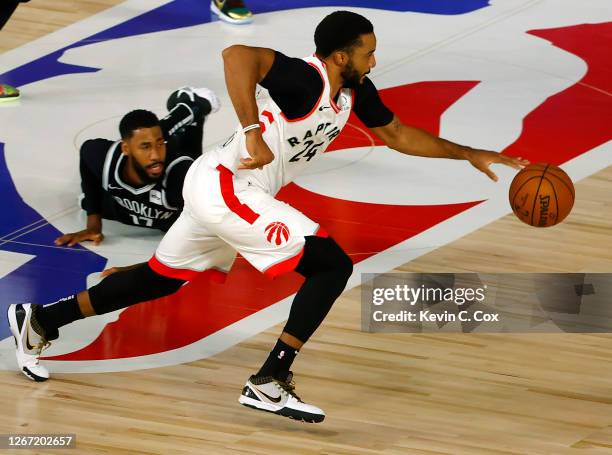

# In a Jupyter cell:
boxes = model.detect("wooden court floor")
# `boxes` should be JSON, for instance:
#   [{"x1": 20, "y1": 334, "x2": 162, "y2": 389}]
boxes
[{"x1": 1, "y1": 2, "x2": 612, "y2": 454}]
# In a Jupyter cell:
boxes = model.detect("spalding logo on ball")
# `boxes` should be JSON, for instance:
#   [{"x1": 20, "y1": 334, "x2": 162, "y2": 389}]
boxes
[{"x1": 509, "y1": 163, "x2": 575, "y2": 227}]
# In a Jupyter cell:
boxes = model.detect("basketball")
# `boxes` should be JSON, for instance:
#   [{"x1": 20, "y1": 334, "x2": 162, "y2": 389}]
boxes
[{"x1": 509, "y1": 163, "x2": 574, "y2": 227}]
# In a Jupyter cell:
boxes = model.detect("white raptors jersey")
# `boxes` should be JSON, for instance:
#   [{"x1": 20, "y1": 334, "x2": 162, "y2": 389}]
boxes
[{"x1": 206, "y1": 55, "x2": 354, "y2": 195}]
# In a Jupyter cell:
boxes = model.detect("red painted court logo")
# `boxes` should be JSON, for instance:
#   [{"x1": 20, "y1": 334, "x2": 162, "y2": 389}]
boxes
[{"x1": 265, "y1": 222, "x2": 290, "y2": 245}]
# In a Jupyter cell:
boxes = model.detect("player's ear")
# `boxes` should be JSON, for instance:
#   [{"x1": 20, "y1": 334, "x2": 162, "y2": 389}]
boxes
[
  {"x1": 120, "y1": 140, "x2": 129, "y2": 155},
  {"x1": 332, "y1": 50, "x2": 348, "y2": 67}
]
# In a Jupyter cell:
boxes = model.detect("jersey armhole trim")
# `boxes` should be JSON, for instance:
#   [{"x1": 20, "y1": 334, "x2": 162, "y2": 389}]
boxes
[{"x1": 101, "y1": 141, "x2": 121, "y2": 190}]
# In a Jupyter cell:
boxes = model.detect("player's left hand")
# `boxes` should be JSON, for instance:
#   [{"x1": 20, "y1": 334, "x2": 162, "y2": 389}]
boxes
[
  {"x1": 467, "y1": 149, "x2": 529, "y2": 181},
  {"x1": 100, "y1": 263, "x2": 143, "y2": 278}
]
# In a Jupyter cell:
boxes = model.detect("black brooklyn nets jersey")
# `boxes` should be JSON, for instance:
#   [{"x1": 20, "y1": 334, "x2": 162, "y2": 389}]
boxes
[{"x1": 79, "y1": 103, "x2": 202, "y2": 231}]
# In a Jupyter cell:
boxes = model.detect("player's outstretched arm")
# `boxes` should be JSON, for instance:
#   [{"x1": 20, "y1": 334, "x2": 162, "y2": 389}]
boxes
[
  {"x1": 371, "y1": 115, "x2": 529, "y2": 181},
  {"x1": 54, "y1": 214, "x2": 104, "y2": 247},
  {"x1": 222, "y1": 45, "x2": 276, "y2": 170}
]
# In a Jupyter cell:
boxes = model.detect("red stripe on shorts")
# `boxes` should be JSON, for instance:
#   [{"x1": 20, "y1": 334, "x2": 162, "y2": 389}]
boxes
[
  {"x1": 216, "y1": 165, "x2": 260, "y2": 224},
  {"x1": 149, "y1": 255, "x2": 227, "y2": 283},
  {"x1": 264, "y1": 249, "x2": 305, "y2": 279},
  {"x1": 315, "y1": 226, "x2": 328, "y2": 238}
]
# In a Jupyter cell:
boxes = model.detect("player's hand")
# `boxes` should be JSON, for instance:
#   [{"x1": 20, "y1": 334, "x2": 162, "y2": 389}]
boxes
[
  {"x1": 100, "y1": 262, "x2": 144, "y2": 278},
  {"x1": 54, "y1": 229, "x2": 104, "y2": 247},
  {"x1": 100, "y1": 265, "x2": 127, "y2": 278},
  {"x1": 467, "y1": 149, "x2": 530, "y2": 182},
  {"x1": 239, "y1": 130, "x2": 275, "y2": 170}
]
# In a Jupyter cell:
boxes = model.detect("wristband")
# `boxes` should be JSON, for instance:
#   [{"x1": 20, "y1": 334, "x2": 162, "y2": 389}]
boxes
[{"x1": 242, "y1": 123, "x2": 261, "y2": 134}]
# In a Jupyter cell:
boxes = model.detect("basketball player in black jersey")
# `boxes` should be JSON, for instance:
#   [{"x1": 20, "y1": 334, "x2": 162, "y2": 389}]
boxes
[{"x1": 54, "y1": 87, "x2": 220, "y2": 247}]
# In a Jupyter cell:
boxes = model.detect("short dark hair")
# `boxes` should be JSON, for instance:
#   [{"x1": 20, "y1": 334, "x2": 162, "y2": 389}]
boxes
[
  {"x1": 314, "y1": 11, "x2": 374, "y2": 58},
  {"x1": 119, "y1": 109, "x2": 160, "y2": 139}
]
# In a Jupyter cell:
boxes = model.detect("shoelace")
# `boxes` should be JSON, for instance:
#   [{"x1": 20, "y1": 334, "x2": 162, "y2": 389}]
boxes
[
  {"x1": 275, "y1": 378, "x2": 303, "y2": 402},
  {"x1": 33, "y1": 341, "x2": 52, "y2": 364}
]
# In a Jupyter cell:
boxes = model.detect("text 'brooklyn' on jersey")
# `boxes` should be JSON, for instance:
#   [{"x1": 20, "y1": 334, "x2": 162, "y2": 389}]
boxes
[{"x1": 80, "y1": 138, "x2": 194, "y2": 231}]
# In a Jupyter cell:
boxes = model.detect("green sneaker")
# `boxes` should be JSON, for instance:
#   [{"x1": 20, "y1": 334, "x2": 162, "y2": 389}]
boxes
[
  {"x1": 0, "y1": 84, "x2": 20, "y2": 103},
  {"x1": 211, "y1": 0, "x2": 253, "y2": 25}
]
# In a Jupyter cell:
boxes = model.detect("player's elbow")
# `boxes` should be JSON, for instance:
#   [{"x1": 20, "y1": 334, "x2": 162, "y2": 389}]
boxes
[{"x1": 222, "y1": 45, "x2": 246, "y2": 62}]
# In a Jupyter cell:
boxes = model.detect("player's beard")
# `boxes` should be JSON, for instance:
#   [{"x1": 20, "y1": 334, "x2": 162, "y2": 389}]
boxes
[
  {"x1": 341, "y1": 61, "x2": 366, "y2": 88},
  {"x1": 131, "y1": 157, "x2": 163, "y2": 184}
]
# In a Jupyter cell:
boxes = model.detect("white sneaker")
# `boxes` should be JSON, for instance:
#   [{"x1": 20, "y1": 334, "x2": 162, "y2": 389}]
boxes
[
  {"x1": 210, "y1": 0, "x2": 253, "y2": 25},
  {"x1": 239, "y1": 372, "x2": 325, "y2": 423},
  {"x1": 167, "y1": 86, "x2": 220, "y2": 116},
  {"x1": 7, "y1": 304, "x2": 52, "y2": 382},
  {"x1": 190, "y1": 87, "x2": 220, "y2": 113}
]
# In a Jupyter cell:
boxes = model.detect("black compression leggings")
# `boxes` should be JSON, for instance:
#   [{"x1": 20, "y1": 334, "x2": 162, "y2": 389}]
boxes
[
  {"x1": 88, "y1": 263, "x2": 185, "y2": 315},
  {"x1": 284, "y1": 236, "x2": 353, "y2": 343},
  {"x1": 88, "y1": 236, "x2": 353, "y2": 342}
]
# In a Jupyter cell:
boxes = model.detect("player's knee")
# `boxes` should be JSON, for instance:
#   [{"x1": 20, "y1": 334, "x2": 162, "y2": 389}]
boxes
[{"x1": 297, "y1": 236, "x2": 353, "y2": 281}]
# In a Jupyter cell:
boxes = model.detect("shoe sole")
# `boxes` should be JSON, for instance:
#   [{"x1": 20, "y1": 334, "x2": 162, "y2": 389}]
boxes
[
  {"x1": 210, "y1": 3, "x2": 254, "y2": 24},
  {"x1": 7, "y1": 305, "x2": 48, "y2": 382},
  {"x1": 239, "y1": 395, "x2": 325, "y2": 423},
  {"x1": 0, "y1": 95, "x2": 20, "y2": 104}
]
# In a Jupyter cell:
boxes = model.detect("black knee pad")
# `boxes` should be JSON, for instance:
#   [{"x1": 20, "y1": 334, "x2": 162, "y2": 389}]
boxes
[
  {"x1": 296, "y1": 235, "x2": 353, "y2": 280},
  {"x1": 89, "y1": 263, "x2": 185, "y2": 315}
]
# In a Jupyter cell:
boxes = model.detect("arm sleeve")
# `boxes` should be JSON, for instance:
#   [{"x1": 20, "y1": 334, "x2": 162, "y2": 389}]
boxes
[
  {"x1": 163, "y1": 159, "x2": 193, "y2": 209},
  {"x1": 79, "y1": 139, "x2": 112, "y2": 215},
  {"x1": 259, "y1": 51, "x2": 324, "y2": 120},
  {"x1": 352, "y1": 77, "x2": 394, "y2": 128}
]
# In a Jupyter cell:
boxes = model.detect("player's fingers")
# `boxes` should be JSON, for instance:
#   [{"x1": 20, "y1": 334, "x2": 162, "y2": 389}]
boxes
[
  {"x1": 506, "y1": 159, "x2": 523, "y2": 170},
  {"x1": 503, "y1": 155, "x2": 530, "y2": 167},
  {"x1": 68, "y1": 234, "x2": 89, "y2": 247},
  {"x1": 482, "y1": 166, "x2": 498, "y2": 182},
  {"x1": 54, "y1": 235, "x2": 68, "y2": 245},
  {"x1": 239, "y1": 158, "x2": 259, "y2": 170},
  {"x1": 100, "y1": 267, "x2": 116, "y2": 278}
]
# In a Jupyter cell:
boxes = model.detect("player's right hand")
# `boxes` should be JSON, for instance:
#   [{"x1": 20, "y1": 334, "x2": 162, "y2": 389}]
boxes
[
  {"x1": 54, "y1": 229, "x2": 104, "y2": 247},
  {"x1": 240, "y1": 130, "x2": 275, "y2": 170}
]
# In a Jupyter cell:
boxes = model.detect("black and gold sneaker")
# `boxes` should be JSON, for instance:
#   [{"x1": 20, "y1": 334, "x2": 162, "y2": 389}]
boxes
[
  {"x1": 211, "y1": 0, "x2": 253, "y2": 25},
  {"x1": 239, "y1": 372, "x2": 325, "y2": 423},
  {"x1": 7, "y1": 304, "x2": 57, "y2": 381}
]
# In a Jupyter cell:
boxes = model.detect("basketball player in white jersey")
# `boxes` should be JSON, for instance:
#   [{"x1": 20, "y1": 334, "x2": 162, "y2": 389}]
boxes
[{"x1": 8, "y1": 11, "x2": 527, "y2": 423}]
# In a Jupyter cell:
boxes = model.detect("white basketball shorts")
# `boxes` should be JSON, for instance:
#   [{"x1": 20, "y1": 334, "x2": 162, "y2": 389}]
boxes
[{"x1": 149, "y1": 156, "x2": 327, "y2": 281}]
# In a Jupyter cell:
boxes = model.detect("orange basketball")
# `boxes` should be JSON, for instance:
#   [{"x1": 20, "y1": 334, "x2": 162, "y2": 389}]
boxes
[{"x1": 509, "y1": 163, "x2": 575, "y2": 227}]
